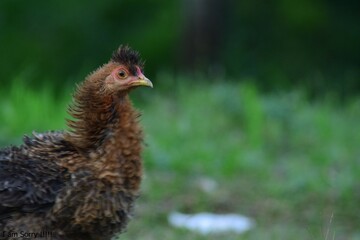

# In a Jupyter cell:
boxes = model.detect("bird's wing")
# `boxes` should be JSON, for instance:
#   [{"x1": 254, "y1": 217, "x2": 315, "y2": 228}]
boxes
[{"x1": 0, "y1": 150, "x2": 68, "y2": 215}]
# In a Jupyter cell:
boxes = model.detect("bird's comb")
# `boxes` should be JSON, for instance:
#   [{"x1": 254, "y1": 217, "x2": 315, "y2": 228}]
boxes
[{"x1": 111, "y1": 45, "x2": 144, "y2": 69}]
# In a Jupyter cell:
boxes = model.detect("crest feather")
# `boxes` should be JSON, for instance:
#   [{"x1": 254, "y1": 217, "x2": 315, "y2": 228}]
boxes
[{"x1": 111, "y1": 45, "x2": 143, "y2": 69}]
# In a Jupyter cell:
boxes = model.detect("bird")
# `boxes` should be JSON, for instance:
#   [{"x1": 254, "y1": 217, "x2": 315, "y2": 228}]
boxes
[{"x1": 0, "y1": 45, "x2": 153, "y2": 240}]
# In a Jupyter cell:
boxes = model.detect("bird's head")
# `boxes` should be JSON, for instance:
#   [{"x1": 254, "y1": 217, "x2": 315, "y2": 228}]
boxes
[
  {"x1": 66, "y1": 46, "x2": 152, "y2": 151},
  {"x1": 100, "y1": 45, "x2": 153, "y2": 95}
]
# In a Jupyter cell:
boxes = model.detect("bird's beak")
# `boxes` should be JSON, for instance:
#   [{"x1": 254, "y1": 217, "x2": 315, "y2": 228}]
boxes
[{"x1": 130, "y1": 75, "x2": 153, "y2": 88}]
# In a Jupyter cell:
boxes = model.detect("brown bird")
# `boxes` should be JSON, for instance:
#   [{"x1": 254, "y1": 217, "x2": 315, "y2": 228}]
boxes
[{"x1": 0, "y1": 45, "x2": 153, "y2": 240}]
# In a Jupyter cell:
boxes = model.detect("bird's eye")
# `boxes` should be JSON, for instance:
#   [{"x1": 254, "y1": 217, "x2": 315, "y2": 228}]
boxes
[{"x1": 117, "y1": 70, "x2": 128, "y2": 79}]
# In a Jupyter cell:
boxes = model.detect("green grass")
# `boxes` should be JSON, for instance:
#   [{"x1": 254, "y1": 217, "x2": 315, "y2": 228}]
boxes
[
  {"x1": 0, "y1": 78, "x2": 70, "y2": 144},
  {"x1": 1, "y1": 78, "x2": 360, "y2": 239}
]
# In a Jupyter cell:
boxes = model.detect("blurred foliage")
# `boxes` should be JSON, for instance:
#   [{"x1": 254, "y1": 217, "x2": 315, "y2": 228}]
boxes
[{"x1": 0, "y1": 0, "x2": 359, "y2": 95}]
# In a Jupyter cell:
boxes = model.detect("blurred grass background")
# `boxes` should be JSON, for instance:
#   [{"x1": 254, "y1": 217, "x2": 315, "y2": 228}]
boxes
[{"x1": 0, "y1": 0, "x2": 360, "y2": 239}]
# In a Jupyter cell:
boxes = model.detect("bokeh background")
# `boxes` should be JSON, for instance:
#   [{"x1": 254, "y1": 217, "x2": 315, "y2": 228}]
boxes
[{"x1": 0, "y1": 0, "x2": 360, "y2": 239}]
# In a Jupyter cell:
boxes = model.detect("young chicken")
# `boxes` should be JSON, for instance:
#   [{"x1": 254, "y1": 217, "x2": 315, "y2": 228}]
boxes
[{"x1": 0, "y1": 45, "x2": 153, "y2": 240}]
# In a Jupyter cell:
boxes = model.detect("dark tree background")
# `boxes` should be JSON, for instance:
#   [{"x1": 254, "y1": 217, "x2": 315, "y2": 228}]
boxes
[{"x1": 0, "y1": 0, "x2": 359, "y2": 95}]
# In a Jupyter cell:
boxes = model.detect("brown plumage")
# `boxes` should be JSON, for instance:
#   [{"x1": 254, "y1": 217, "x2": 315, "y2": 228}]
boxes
[{"x1": 0, "y1": 45, "x2": 153, "y2": 240}]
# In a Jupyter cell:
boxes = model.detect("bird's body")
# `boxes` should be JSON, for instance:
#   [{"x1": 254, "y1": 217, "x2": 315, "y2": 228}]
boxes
[{"x1": 0, "y1": 46, "x2": 152, "y2": 240}]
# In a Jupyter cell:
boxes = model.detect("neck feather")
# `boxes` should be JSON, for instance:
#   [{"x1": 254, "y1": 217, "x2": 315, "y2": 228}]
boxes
[{"x1": 65, "y1": 68, "x2": 140, "y2": 152}]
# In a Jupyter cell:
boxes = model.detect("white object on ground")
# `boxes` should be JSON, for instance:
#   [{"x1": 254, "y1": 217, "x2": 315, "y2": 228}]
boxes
[{"x1": 168, "y1": 212, "x2": 255, "y2": 235}]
